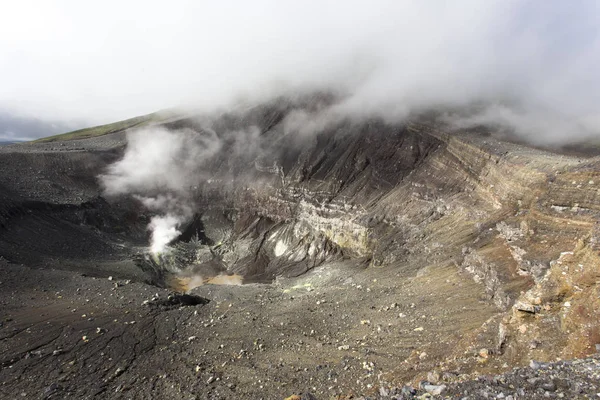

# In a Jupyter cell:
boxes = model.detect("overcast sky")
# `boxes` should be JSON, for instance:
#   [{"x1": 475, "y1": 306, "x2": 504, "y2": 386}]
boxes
[{"x1": 1, "y1": 1, "x2": 599, "y2": 142}]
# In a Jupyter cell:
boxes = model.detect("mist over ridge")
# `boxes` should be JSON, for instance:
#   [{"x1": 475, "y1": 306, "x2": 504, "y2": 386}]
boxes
[{"x1": 0, "y1": 1, "x2": 599, "y2": 143}]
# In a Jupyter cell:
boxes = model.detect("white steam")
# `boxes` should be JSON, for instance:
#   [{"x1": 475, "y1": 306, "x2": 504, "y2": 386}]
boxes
[
  {"x1": 148, "y1": 215, "x2": 183, "y2": 254},
  {"x1": 136, "y1": 194, "x2": 193, "y2": 254},
  {"x1": 101, "y1": 127, "x2": 221, "y2": 254},
  {"x1": 101, "y1": 127, "x2": 220, "y2": 196},
  {"x1": 100, "y1": 124, "x2": 266, "y2": 253}
]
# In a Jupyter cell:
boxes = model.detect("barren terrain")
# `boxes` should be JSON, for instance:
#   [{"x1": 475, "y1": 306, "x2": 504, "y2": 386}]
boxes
[{"x1": 1, "y1": 99, "x2": 599, "y2": 399}]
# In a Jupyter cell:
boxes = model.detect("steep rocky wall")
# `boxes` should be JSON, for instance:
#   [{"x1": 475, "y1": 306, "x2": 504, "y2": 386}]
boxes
[{"x1": 2, "y1": 101, "x2": 600, "y2": 365}]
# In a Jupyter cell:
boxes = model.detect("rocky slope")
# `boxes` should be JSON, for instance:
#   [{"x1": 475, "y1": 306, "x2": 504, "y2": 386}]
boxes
[{"x1": 0, "y1": 97, "x2": 599, "y2": 398}]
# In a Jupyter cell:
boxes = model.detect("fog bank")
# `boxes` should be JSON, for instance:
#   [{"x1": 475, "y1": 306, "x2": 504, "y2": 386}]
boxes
[{"x1": 1, "y1": 1, "x2": 599, "y2": 142}]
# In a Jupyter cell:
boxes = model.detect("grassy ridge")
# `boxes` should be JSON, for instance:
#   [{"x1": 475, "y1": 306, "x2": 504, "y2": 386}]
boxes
[{"x1": 32, "y1": 112, "x2": 169, "y2": 143}]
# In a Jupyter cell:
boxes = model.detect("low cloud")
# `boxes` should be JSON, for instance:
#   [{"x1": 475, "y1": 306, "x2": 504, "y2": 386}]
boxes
[{"x1": 1, "y1": 1, "x2": 599, "y2": 143}]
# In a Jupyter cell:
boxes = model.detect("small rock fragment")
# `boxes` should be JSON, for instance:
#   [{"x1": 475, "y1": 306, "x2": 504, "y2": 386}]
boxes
[
  {"x1": 427, "y1": 371, "x2": 440, "y2": 383},
  {"x1": 514, "y1": 301, "x2": 540, "y2": 314},
  {"x1": 423, "y1": 384, "x2": 446, "y2": 395},
  {"x1": 479, "y1": 348, "x2": 489, "y2": 359},
  {"x1": 530, "y1": 360, "x2": 542, "y2": 370}
]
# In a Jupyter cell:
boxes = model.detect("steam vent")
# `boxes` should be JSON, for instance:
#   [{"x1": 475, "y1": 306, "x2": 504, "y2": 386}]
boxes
[{"x1": 1, "y1": 97, "x2": 600, "y2": 398}]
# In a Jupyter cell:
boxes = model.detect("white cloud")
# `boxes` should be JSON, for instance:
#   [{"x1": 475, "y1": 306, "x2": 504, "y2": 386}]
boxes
[{"x1": 0, "y1": 1, "x2": 598, "y2": 142}]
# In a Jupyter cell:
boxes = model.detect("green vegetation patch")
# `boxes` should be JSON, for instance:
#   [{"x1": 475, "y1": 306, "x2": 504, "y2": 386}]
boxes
[{"x1": 33, "y1": 111, "x2": 172, "y2": 143}]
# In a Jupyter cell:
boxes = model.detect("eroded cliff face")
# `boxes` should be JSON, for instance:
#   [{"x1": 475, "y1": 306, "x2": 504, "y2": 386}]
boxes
[
  {"x1": 157, "y1": 112, "x2": 444, "y2": 284},
  {"x1": 1, "y1": 99, "x2": 599, "y2": 394},
  {"x1": 140, "y1": 103, "x2": 600, "y2": 367}
]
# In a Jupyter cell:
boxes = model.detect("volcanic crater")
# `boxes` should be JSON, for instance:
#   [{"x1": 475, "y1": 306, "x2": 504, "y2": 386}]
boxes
[{"x1": 1, "y1": 97, "x2": 599, "y2": 399}]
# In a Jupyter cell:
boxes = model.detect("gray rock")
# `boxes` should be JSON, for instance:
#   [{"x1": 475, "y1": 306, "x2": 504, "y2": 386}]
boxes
[
  {"x1": 530, "y1": 360, "x2": 543, "y2": 370},
  {"x1": 427, "y1": 371, "x2": 441, "y2": 383},
  {"x1": 423, "y1": 384, "x2": 446, "y2": 395},
  {"x1": 514, "y1": 301, "x2": 540, "y2": 313},
  {"x1": 401, "y1": 386, "x2": 416, "y2": 397}
]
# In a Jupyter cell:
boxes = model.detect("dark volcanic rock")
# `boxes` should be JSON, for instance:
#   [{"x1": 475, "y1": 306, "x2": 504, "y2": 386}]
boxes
[{"x1": 148, "y1": 293, "x2": 210, "y2": 309}]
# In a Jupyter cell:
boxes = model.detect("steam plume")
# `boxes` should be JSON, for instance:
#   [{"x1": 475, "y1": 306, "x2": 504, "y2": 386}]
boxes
[
  {"x1": 100, "y1": 124, "x2": 266, "y2": 253},
  {"x1": 148, "y1": 215, "x2": 184, "y2": 254},
  {"x1": 100, "y1": 127, "x2": 221, "y2": 253}
]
